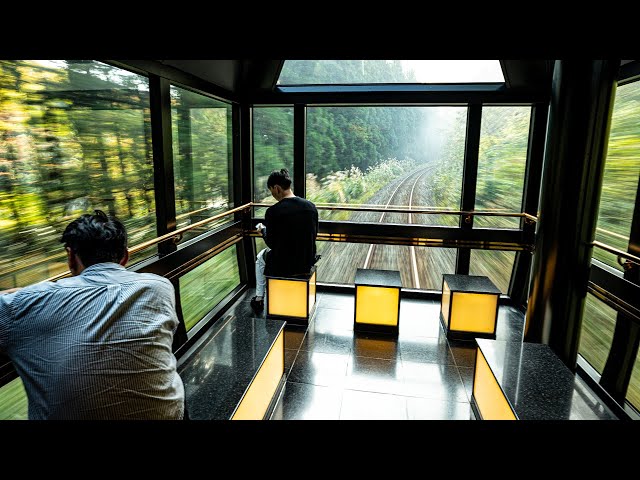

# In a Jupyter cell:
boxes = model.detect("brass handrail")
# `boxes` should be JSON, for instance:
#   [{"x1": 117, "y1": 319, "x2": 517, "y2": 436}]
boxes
[
  {"x1": 127, "y1": 203, "x2": 251, "y2": 255},
  {"x1": 595, "y1": 226, "x2": 630, "y2": 241},
  {"x1": 37, "y1": 199, "x2": 536, "y2": 285},
  {"x1": 44, "y1": 203, "x2": 252, "y2": 282},
  {"x1": 592, "y1": 241, "x2": 640, "y2": 265},
  {"x1": 254, "y1": 202, "x2": 537, "y2": 220}
]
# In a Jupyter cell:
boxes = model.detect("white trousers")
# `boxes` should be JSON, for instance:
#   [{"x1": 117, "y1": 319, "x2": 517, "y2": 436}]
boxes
[{"x1": 255, "y1": 247, "x2": 270, "y2": 297}]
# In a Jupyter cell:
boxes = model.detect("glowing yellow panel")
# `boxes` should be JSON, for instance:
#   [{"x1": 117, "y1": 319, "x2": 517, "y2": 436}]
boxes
[
  {"x1": 450, "y1": 292, "x2": 497, "y2": 334},
  {"x1": 232, "y1": 330, "x2": 284, "y2": 420},
  {"x1": 441, "y1": 280, "x2": 451, "y2": 329},
  {"x1": 268, "y1": 278, "x2": 307, "y2": 317},
  {"x1": 355, "y1": 286, "x2": 400, "y2": 326},
  {"x1": 308, "y1": 271, "x2": 316, "y2": 315},
  {"x1": 473, "y1": 348, "x2": 516, "y2": 420}
]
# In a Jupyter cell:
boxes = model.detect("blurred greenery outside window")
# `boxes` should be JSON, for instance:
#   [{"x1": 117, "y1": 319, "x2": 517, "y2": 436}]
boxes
[
  {"x1": 252, "y1": 106, "x2": 294, "y2": 219},
  {"x1": 179, "y1": 245, "x2": 240, "y2": 332},
  {"x1": 0, "y1": 60, "x2": 155, "y2": 289},
  {"x1": 0, "y1": 377, "x2": 28, "y2": 420},
  {"x1": 304, "y1": 106, "x2": 466, "y2": 225},
  {"x1": 627, "y1": 344, "x2": 640, "y2": 412},
  {"x1": 469, "y1": 249, "x2": 515, "y2": 295},
  {"x1": 171, "y1": 86, "x2": 233, "y2": 244},
  {"x1": 593, "y1": 81, "x2": 640, "y2": 273},
  {"x1": 475, "y1": 106, "x2": 531, "y2": 229},
  {"x1": 578, "y1": 293, "x2": 616, "y2": 377}
]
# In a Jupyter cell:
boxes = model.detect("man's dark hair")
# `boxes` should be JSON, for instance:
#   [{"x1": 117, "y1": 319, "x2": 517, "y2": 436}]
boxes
[
  {"x1": 267, "y1": 168, "x2": 292, "y2": 190},
  {"x1": 60, "y1": 210, "x2": 128, "y2": 267}
]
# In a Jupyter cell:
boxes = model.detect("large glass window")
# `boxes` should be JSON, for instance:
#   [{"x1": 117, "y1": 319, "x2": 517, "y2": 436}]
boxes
[
  {"x1": 627, "y1": 346, "x2": 640, "y2": 413},
  {"x1": 171, "y1": 86, "x2": 233, "y2": 244},
  {"x1": 278, "y1": 60, "x2": 505, "y2": 85},
  {"x1": 252, "y1": 107, "x2": 294, "y2": 218},
  {"x1": 0, "y1": 60, "x2": 155, "y2": 289},
  {"x1": 0, "y1": 377, "x2": 28, "y2": 420},
  {"x1": 475, "y1": 106, "x2": 531, "y2": 229},
  {"x1": 179, "y1": 245, "x2": 241, "y2": 333},
  {"x1": 305, "y1": 106, "x2": 467, "y2": 226},
  {"x1": 593, "y1": 80, "x2": 640, "y2": 273},
  {"x1": 303, "y1": 106, "x2": 466, "y2": 291},
  {"x1": 578, "y1": 293, "x2": 616, "y2": 376},
  {"x1": 469, "y1": 249, "x2": 515, "y2": 294},
  {"x1": 315, "y1": 241, "x2": 456, "y2": 289}
]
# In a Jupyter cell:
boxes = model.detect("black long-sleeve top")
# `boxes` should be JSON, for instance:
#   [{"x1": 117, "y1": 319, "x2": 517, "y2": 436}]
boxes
[{"x1": 263, "y1": 196, "x2": 318, "y2": 277}]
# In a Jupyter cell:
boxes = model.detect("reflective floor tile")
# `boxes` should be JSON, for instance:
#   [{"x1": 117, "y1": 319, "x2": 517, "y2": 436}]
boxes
[
  {"x1": 399, "y1": 336, "x2": 456, "y2": 365},
  {"x1": 310, "y1": 307, "x2": 355, "y2": 334},
  {"x1": 448, "y1": 342, "x2": 478, "y2": 368},
  {"x1": 283, "y1": 328, "x2": 307, "y2": 350},
  {"x1": 284, "y1": 349, "x2": 299, "y2": 376},
  {"x1": 287, "y1": 350, "x2": 350, "y2": 388},
  {"x1": 339, "y1": 390, "x2": 408, "y2": 420},
  {"x1": 399, "y1": 300, "x2": 443, "y2": 338},
  {"x1": 352, "y1": 334, "x2": 401, "y2": 360},
  {"x1": 226, "y1": 298, "x2": 266, "y2": 319},
  {"x1": 345, "y1": 355, "x2": 405, "y2": 395},
  {"x1": 317, "y1": 292, "x2": 355, "y2": 311},
  {"x1": 300, "y1": 330, "x2": 353, "y2": 355},
  {"x1": 457, "y1": 367, "x2": 475, "y2": 402},
  {"x1": 400, "y1": 362, "x2": 469, "y2": 402},
  {"x1": 270, "y1": 381, "x2": 343, "y2": 420},
  {"x1": 406, "y1": 397, "x2": 473, "y2": 420}
]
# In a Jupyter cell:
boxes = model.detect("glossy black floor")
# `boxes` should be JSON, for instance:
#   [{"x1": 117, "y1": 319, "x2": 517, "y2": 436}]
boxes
[{"x1": 228, "y1": 289, "x2": 617, "y2": 420}]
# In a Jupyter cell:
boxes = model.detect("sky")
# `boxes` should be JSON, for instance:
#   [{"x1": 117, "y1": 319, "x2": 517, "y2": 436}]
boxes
[{"x1": 400, "y1": 60, "x2": 504, "y2": 83}]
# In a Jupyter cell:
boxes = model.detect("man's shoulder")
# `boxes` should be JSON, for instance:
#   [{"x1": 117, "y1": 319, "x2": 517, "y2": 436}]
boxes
[
  {"x1": 0, "y1": 281, "x2": 60, "y2": 312},
  {"x1": 276, "y1": 197, "x2": 317, "y2": 210},
  {"x1": 129, "y1": 272, "x2": 174, "y2": 290}
]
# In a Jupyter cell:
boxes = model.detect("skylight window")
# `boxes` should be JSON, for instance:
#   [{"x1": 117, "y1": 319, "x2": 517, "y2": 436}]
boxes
[{"x1": 277, "y1": 60, "x2": 505, "y2": 85}]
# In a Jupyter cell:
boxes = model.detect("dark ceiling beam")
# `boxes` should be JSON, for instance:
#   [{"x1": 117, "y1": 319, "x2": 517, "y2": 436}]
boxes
[
  {"x1": 249, "y1": 86, "x2": 548, "y2": 105},
  {"x1": 238, "y1": 60, "x2": 285, "y2": 95},
  {"x1": 104, "y1": 60, "x2": 239, "y2": 103},
  {"x1": 501, "y1": 60, "x2": 554, "y2": 91},
  {"x1": 619, "y1": 60, "x2": 640, "y2": 84}
]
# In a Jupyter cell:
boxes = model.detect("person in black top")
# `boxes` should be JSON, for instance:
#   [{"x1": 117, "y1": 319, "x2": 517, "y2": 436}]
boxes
[{"x1": 251, "y1": 169, "x2": 319, "y2": 313}]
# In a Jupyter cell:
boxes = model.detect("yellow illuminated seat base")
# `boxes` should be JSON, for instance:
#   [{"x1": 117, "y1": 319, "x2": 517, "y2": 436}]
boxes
[
  {"x1": 440, "y1": 276, "x2": 499, "y2": 340},
  {"x1": 472, "y1": 348, "x2": 516, "y2": 420},
  {"x1": 232, "y1": 330, "x2": 285, "y2": 420},
  {"x1": 354, "y1": 285, "x2": 401, "y2": 335},
  {"x1": 266, "y1": 269, "x2": 317, "y2": 326}
]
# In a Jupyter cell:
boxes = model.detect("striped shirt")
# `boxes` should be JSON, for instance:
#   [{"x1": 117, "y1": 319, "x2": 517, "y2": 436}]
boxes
[{"x1": 0, "y1": 263, "x2": 185, "y2": 420}]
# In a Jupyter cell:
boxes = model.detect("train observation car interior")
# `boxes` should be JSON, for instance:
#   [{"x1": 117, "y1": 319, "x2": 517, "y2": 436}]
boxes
[{"x1": 0, "y1": 59, "x2": 639, "y2": 421}]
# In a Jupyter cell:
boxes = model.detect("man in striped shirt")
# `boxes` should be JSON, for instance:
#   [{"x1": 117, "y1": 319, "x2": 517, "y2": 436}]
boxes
[{"x1": 0, "y1": 210, "x2": 185, "y2": 420}]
